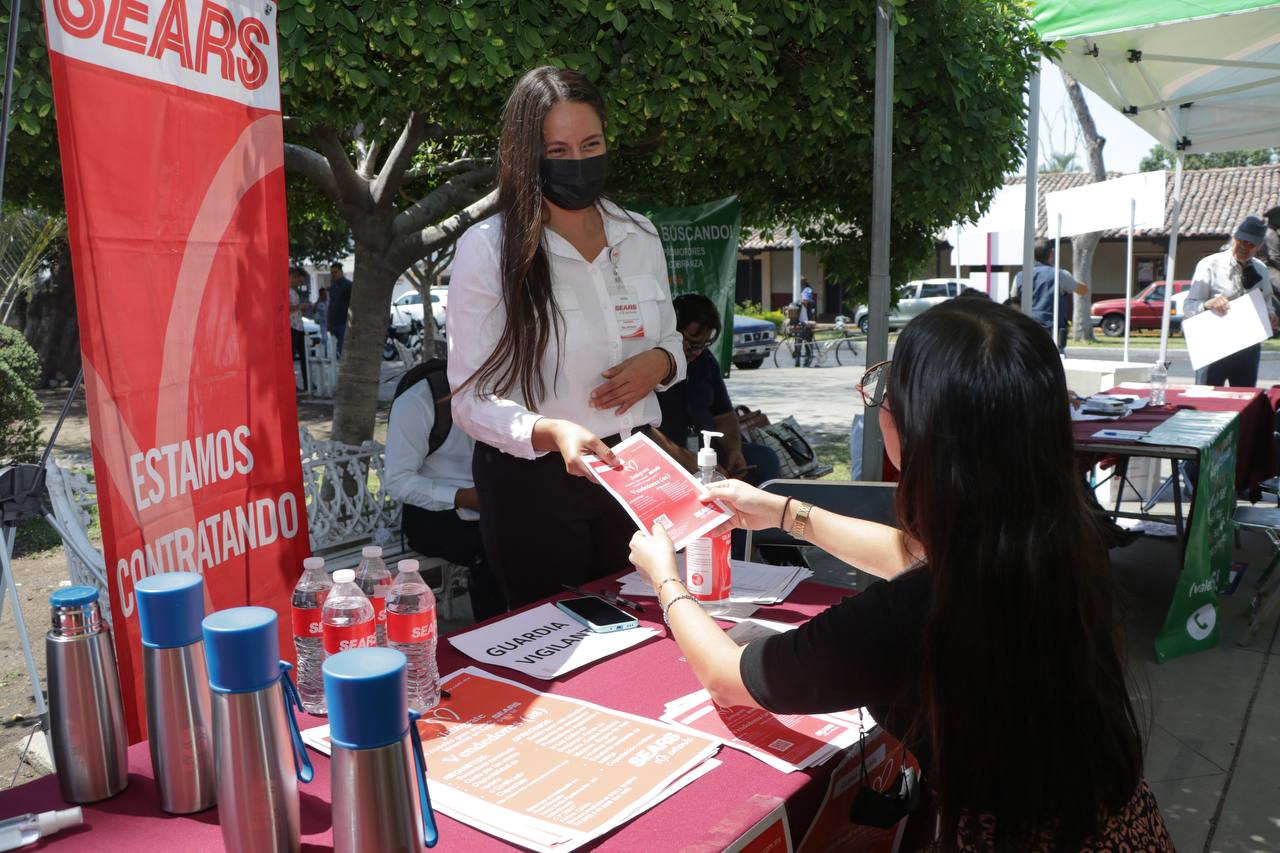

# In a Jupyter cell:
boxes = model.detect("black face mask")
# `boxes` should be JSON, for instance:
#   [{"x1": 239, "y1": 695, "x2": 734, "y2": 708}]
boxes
[{"x1": 540, "y1": 153, "x2": 608, "y2": 210}]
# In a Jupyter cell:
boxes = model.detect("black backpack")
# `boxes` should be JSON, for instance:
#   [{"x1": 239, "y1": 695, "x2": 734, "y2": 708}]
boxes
[{"x1": 392, "y1": 358, "x2": 452, "y2": 456}]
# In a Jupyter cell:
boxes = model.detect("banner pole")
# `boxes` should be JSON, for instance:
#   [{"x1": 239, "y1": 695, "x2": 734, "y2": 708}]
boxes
[
  {"x1": 1124, "y1": 197, "x2": 1135, "y2": 362},
  {"x1": 0, "y1": 0, "x2": 23, "y2": 221}
]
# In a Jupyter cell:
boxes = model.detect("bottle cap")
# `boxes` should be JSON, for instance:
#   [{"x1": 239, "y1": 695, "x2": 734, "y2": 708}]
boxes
[
  {"x1": 303, "y1": 557, "x2": 325, "y2": 571},
  {"x1": 136, "y1": 572, "x2": 205, "y2": 649},
  {"x1": 333, "y1": 569, "x2": 356, "y2": 584},
  {"x1": 698, "y1": 430, "x2": 724, "y2": 469},
  {"x1": 361, "y1": 545, "x2": 383, "y2": 558},
  {"x1": 49, "y1": 586, "x2": 98, "y2": 608},
  {"x1": 36, "y1": 806, "x2": 82, "y2": 838},
  {"x1": 397, "y1": 559, "x2": 419, "y2": 574},
  {"x1": 202, "y1": 607, "x2": 281, "y2": 694},
  {"x1": 323, "y1": 647, "x2": 409, "y2": 750}
]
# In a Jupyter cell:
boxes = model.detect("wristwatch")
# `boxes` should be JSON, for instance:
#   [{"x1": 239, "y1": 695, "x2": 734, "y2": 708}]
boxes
[{"x1": 791, "y1": 501, "x2": 813, "y2": 541}]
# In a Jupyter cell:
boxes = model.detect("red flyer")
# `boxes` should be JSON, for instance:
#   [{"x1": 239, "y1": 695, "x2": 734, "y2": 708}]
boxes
[{"x1": 584, "y1": 432, "x2": 732, "y2": 551}]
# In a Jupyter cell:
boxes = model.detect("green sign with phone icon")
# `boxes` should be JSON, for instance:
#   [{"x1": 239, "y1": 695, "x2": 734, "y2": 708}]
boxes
[{"x1": 1142, "y1": 410, "x2": 1239, "y2": 661}]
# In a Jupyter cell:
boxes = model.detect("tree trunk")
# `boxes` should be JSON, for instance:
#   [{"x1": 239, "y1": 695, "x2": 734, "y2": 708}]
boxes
[
  {"x1": 22, "y1": 240, "x2": 81, "y2": 386},
  {"x1": 1063, "y1": 69, "x2": 1105, "y2": 343},
  {"x1": 331, "y1": 246, "x2": 400, "y2": 445}
]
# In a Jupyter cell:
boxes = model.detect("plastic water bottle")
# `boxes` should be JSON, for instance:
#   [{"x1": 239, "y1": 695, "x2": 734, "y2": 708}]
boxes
[
  {"x1": 685, "y1": 430, "x2": 733, "y2": 616},
  {"x1": 291, "y1": 556, "x2": 332, "y2": 715},
  {"x1": 355, "y1": 545, "x2": 392, "y2": 647},
  {"x1": 385, "y1": 560, "x2": 440, "y2": 712},
  {"x1": 0, "y1": 808, "x2": 82, "y2": 851},
  {"x1": 322, "y1": 569, "x2": 376, "y2": 656},
  {"x1": 1150, "y1": 361, "x2": 1168, "y2": 406}
]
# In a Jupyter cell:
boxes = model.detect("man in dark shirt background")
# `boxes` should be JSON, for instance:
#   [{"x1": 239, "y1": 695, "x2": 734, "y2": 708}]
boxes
[
  {"x1": 327, "y1": 262, "x2": 353, "y2": 357},
  {"x1": 655, "y1": 294, "x2": 780, "y2": 487}
]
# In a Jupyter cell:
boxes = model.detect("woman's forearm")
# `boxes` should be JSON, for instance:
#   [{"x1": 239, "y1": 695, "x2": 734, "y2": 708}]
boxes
[
  {"x1": 785, "y1": 503, "x2": 919, "y2": 580},
  {"x1": 658, "y1": 582, "x2": 758, "y2": 709}
]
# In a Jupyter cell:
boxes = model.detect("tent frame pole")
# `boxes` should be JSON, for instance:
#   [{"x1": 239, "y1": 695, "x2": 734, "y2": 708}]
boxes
[
  {"x1": 1020, "y1": 69, "x2": 1040, "y2": 316},
  {"x1": 1053, "y1": 214, "x2": 1061, "y2": 351},
  {"x1": 1157, "y1": 157, "x2": 1183, "y2": 367},
  {"x1": 1124, "y1": 197, "x2": 1135, "y2": 362},
  {"x1": 861, "y1": 0, "x2": 894, "y2": 481}
]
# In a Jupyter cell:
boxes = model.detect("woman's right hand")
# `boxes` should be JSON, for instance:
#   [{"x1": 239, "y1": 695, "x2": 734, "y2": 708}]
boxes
[
  {"x1": 534, "y1": 418, "x2": 619, "y2": 478},
  {"x1": 702, "y1": 479, "x2": 787, "y2": 531}
]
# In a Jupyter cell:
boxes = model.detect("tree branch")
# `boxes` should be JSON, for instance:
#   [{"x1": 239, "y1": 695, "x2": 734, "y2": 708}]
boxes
[
  {"x1": 312, "y1": 124, "x2": 371, "y2": 206},
  {"x1": 283, "y1": 143, "x2": 340, "y2": 204},
  {"x1": 371, "y1": 113, "x2": 432, "y2": 207},
  {"x1": 405, "y1": 157, "x2": 494, "y2": 181},
  {"x1": 390, "y1": 188, "x2": 500, "y2": 270},
  {"x1": 391, "y1": 165, "x2": 497, "y2": 238}
]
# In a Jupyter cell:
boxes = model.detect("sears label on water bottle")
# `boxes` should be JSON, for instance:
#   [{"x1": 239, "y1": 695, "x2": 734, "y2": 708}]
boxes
[
  {"x1": 371, "y1": 598, "x2": 387, "y2": 625},
  {"x1": 291, "y1": 606, "x2": 323, "y2": 638},
  {"x1": 387, "y1": 609, "x2": 435, "y2": 644},
  {"x1": 323, "y1": 622, "x2": 377, "y2": 654},
  {"x1": 685, "y1": 531, "x2": 732, "y2": 601}
]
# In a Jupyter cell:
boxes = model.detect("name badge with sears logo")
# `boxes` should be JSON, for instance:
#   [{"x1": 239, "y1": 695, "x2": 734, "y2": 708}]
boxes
[{"x1": 608, "y1": 246, "x2": 646, "y2": 340}]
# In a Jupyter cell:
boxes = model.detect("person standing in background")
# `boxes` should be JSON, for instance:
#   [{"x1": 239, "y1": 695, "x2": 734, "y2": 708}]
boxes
[
  {"x1": 327, "y1": 262, "x2": 353, "y2": 357},
  {"x1": 448, "y1": 66, "x2": 684, "y2": 610},
  {"x1": 288, "y1": 266, "x2": 310, "y2": 392},
  {"x1": 1011, "y1": 238, "x2": 1089, "y2": 352},
  {"x1": 1184, "y1": 215, "x2": 1276, "y2": 387},
  {"x1": 314, "y1": 286, "x2": 330, "y2": 346}
]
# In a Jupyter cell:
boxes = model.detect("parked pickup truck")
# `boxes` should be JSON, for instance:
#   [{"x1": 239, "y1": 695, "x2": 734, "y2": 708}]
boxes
[
  {"x1": 1090, "y1": 280, "x2": 1191, "y2": 336},
  {"x1": 853, "y1": 278, "x2": 973, "y2": 333}
]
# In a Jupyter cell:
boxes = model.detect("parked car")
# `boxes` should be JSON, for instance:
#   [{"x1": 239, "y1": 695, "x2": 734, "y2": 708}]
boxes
[
  {"x1": 1090, "y1": 280, "x2": 1190, "y2": 337},
  {"x1": 731, "y1": 314, "x2": 776, "y2": 370},
  {"x1": 853, "y1": 278, "x2": 970, "y2": 333},
  {"x1": 390, "y1": 287, "x2": 448, "y2": 333}
]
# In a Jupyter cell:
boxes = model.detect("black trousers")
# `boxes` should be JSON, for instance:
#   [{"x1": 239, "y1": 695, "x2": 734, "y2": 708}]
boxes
[
  {"x1": 473, "y1": 440, "x2": 636, "y2": 610},
  {"x1": 290, "y1": 328, "x2": 308, "y2": 391},
  {"x1": 401, "y1": 503, "x2": 506, "y2": 621},
  {"x1": 1195, "y1": 342, "x2": 1261, "y2": 388}
]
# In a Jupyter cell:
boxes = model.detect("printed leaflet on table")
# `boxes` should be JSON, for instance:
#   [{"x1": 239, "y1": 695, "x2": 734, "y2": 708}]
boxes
[
  {"x1": 446, "y1": 602, "x2": 659, "y2": 680},
  {"x1": 660, "y1": 689, "x2": 871, "y2": 774},
  {"x1": 583, "y1": 432, "x2": 732, "y2": 550}
]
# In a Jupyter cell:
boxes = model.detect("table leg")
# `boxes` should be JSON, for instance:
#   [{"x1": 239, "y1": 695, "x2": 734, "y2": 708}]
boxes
[
  {"x1": 1113, "y1": 457, "x2": 1131, "y2": 514},
  {"x1": 1173, "y1": 461, "x2": 1188, "y2": 562}
]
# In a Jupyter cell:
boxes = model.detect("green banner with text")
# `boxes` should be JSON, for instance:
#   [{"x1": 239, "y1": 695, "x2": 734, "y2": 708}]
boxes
[
  {"x1": 635, "y1": 197, "x2": 742, "y2": 377},
  {"x1": 1143, "y1": 410, "x2": 1239, "y2": 661}
]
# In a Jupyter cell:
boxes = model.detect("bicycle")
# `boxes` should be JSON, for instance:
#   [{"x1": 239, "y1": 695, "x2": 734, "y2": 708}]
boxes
[{"x1": 771, "y1": 315, "x2": 860, "y2": 368}]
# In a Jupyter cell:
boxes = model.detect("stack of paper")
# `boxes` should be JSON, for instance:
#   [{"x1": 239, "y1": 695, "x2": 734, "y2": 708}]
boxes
[
  {"x1": 312, "y1": 668, "x2": 723, "y2": 852},
  {"x1": 616, "y1": 558, "x2": 813, "y2": 605},
  {"x1": 659, "y1": 689, "x2": 874, "y2": 774},
  {"x1": 445, "y1": 602, "x2": 660, "y2": 680}
]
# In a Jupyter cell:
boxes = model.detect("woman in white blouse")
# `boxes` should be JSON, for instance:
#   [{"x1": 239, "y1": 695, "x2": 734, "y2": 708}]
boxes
[{"x1": 447, "y1": 67, "x2": 685, "y2": 609}]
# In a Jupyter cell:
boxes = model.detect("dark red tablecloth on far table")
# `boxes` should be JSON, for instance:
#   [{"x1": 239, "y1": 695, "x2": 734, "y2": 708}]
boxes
[
  {"x1": 1071, "y1": 385, "x2": 1280, "y2": 496},
  {"x1": 0, "y1": 574, "x2": 855, "y2": 851}
]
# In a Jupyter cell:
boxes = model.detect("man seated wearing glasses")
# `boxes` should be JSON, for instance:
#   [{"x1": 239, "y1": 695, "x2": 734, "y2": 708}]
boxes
[{"x1": 652, "y1": 293, "x2": 781, "y2": 488}]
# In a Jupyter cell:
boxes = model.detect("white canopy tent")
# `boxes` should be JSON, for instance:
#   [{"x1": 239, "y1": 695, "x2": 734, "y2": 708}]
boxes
[{"x1": 1027, "y1": 0, "x2": 1280, "y2": 365}]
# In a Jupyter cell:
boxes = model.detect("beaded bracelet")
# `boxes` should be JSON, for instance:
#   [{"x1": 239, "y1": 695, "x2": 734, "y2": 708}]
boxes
[
  {"x1": 657, "y1": 577, "x2": 686, "y2": 594},
  {"x1": 662, "y1": 594, "x2": 699, "y2": 627}
]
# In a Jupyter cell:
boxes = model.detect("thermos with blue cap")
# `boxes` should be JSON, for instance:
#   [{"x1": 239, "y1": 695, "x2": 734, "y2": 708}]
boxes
[
  {"x1": 135, "y1": 572, "x2": 216, "y2": 814},
  {"x1": 45, "y1": 584, "x2": 128, "y2": 804},
  {"x1": 203, "y1": 606, "x2": 313, "y2": 853},
  {"x1": 325, "y1": 647, "x2": 439, "y2": 851}
]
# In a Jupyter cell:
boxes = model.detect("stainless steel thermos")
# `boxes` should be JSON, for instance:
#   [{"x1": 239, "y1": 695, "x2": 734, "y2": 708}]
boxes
[
  {"x1": 325, "y1": 647, "x2": 438, "y2": 852},
  {"x1": 45, "y1": 585, "x2": 129, "y2": 804},
  {"x1": 203, "y1": 606, "x2": 313, "y2": 853},
  {"x1": 135, "y1": 572, "x2": 215, "y2": 814}
]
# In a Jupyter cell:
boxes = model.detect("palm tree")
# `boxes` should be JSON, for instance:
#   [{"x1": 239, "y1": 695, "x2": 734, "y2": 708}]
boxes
[{"x1": 1039, "y1": 151, "x2": 1079, "y2": 173}]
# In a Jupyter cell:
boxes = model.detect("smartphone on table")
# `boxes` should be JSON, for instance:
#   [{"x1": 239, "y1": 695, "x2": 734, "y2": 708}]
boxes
[{"x1": 555, "y1": 596, "x2": 639, "y2": 633}]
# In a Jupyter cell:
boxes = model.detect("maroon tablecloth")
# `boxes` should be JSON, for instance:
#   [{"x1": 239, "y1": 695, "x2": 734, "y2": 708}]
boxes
[
  {"x1": 0, "y1": 574, "x2": 853, "y2": 851},
  {"x1": 1071, "y1": 385, "x2": 1279, "y2": 495}
]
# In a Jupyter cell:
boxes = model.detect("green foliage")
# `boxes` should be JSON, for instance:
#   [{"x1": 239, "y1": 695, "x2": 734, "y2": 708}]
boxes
[
  {"x1": 0, "y1": 324, "x2": 43, "y2": 464},
  {"x1": 286, "y1": 175, "x2": 352, "y2": 264},
  {"x1": 1140, "y1": 145, "x2": 1280, "y2": 172},
  {"x1": 735, "y1": 300, "x2": 785, "y2": 331}
]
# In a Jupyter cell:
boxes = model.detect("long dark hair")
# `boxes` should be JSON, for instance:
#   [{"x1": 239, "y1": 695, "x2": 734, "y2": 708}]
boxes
[
  {"x1": 467, "y1": 66, "x2": 606, "y2": 405},
  {"x1": 889, "y1": 300, "x2": 1142, "y2": 847}
]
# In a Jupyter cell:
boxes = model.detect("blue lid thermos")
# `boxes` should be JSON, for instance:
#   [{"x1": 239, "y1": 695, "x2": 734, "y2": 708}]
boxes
[
  {"x1": 45, "y1": 585, "x2": 128, "y2": 804},
  {"x1": 325, "y1": 648, "x2": 438, "y2": 851},
  {"x1": 135, "y1": 572, "x2": 215, "y2": 814},
  {"x1": 203, "y1": 607, "x2": 313, "y2": 853}
]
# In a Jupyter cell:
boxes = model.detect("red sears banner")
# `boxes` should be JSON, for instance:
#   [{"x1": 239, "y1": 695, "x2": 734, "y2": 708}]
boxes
[{"x1": 43, "y1": 0, "x2": 306, "y2": 740}]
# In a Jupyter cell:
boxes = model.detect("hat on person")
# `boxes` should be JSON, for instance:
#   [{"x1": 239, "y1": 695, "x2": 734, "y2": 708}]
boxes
[{"x1": 1234, "y1": 214, "x2": 1267, "y2": 245}]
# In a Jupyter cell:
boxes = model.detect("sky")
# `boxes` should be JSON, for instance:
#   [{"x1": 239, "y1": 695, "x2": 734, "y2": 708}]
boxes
[{"x1": 1031, "y1": 56, "x2": 1160, "y2": 174}]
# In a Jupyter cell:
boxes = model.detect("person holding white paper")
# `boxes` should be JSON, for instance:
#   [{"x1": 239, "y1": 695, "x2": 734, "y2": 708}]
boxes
[
  {"x1": 628, "y1": 299, "x2": 1171, "y2": 849},
  {"x1": 448, "y1": 67, "x2": 685, "y2": 609},
  {"x1": 1184, "y1": 215, "x2": 1276, "y2": 387}
]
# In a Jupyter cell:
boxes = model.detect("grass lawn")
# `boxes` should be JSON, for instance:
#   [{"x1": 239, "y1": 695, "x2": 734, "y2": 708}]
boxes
[{"x1": 1067, "y1": 331, "x2": 1280, "y2": 351}]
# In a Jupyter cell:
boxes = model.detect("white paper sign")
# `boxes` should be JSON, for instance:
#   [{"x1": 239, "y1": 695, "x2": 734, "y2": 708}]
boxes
[
  {"x1": 447, "y1": 602, "x2": 659, "y2": 680},
  {"x1": 1181, "y1": 287, "x2": 1272, "y2": 370},
  {"x1": 1045, "y1": 171, "x2": 1166, "y2": 237}
]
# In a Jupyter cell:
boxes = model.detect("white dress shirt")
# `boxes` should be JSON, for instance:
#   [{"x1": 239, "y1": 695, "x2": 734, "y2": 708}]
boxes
[
  {"x1": 384, "y1": 377, "x2": 477, "y2": 519},
  {"x1": 1185, "y1": 249, "x2": 1273, "y2": 317},
  {"x1": 447, "y1": 200, "x2": 686, "y2": 460}
]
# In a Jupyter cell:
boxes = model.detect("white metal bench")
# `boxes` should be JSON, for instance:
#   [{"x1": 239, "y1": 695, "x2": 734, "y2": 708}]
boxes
[{"x1": 45, "y1": 427, "x2": 469, "y2": 624}]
